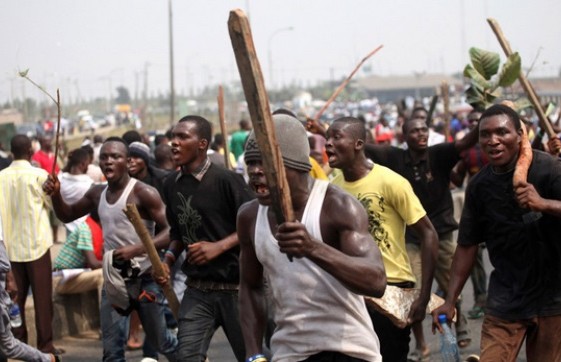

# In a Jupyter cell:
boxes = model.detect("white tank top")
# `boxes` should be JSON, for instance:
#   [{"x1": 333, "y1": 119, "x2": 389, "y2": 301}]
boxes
[
  {"x1": 99, "y1": 178, "x2": 154, "y2": 274},
  {"x1": 255, "y1": 179, "x2": 381, "y2": 362}
]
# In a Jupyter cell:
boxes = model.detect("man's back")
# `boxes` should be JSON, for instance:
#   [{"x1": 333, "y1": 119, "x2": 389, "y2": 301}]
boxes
[{"x1": 0, "y1": 160, "x2": 52, "y2": 260}]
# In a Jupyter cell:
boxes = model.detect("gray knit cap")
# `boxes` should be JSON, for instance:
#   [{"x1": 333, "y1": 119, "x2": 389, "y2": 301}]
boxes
[
  {"x1": 128, "y1": 141, "x2": 151, "y2": 165},
  {"x1": 244, "y1": 114, "x2": 311, "y2": 172}
]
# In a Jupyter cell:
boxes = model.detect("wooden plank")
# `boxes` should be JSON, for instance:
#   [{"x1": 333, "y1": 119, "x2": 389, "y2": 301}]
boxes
[
  {"x1": 217, "y1": 85, "x2": 231, "y2": 169},
  {"x1": 123, "y1": 204, "x2": 180, "y2": 318},
  {"x1": 228, "y1": 9, "x2": 295, "y2": 228},
  {"x1": 314, "y1": 45, "x2": 383, "y2": 121},
  {"x1": 487, "y1": 18, "x2": 556, "y2": 139},
  {"x1": 52, "y1": 89, "x2": 62, "y2": 176},
  {"x1": 441, "y1": 81, "x2": 451, "y2": 142}
]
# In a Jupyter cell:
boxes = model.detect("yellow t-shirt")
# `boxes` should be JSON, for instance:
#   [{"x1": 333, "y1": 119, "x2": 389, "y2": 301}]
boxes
[
  {"x1": 332, "y1": 164, "x2": 426, "y2": 284},
  {"x1": 309, "y1": 157, "x2": 328, "y2": 180}
]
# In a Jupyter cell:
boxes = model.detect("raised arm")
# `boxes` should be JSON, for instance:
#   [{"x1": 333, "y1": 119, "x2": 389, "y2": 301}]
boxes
[
  {"x1": 237, "y1": 201, "x2": 267, "y2": 359},
  {"x1": 276, "y1": 186, "x2": 386, "y2": 297},
  {"x1": 455, "y1": 121, "x2": 480, "y2": 153},
  {"x1": 450, "y1": 159, "x2": 467, "y2": 188},
  {"x1": 42, "y1": 174, "x2": 97, "y2": 223}
]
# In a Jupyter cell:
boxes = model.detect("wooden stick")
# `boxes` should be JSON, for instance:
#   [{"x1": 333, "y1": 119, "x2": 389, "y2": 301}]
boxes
[
  {"x1": 487, "y1": 18, "x2": 556, "y2": 139},
  {"x1": 217, "y1": 85, "x2": 231, "y2": 169},
  {"x1": 228, "y1": 9, "x2": 294, "y2": 260},
  {"x1": 52, "y1": 89, "x2": 62, "y2": 176},
  {"x1": 441, "y1": 82, "x2": 451, "y2": 142},
  {"x1": 314, "y1": 45, "x2": 383, "y2": 121},
  {"x1": 426, "y1": 94, "x2": 438, "y2": 126},
  {"x1": 123, "y1": 204, "x2": 180, "y2": 318}
]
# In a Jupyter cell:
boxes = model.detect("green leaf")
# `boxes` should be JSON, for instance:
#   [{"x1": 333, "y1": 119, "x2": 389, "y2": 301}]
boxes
[
  {"x1": 465, "y1": 86, "x2": 485, "y2": 109},
  {"x1": 464, "y1": 64, "x2": 492, "y2": 90},
  {"x1": 469, "y1": 47, "x2": 500, "y2": 80},
  {"x1": 498, "y1": 52, "x2": 521, "y2": 87},
  {"x1": 18, "y1": 69, "x2": 29, "y2": 78}
]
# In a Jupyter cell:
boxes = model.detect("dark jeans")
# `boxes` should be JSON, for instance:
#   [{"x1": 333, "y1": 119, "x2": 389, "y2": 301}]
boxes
[
  {"x1": 100, "y1": 277, "x2": 178, "y2": 362},
  {"x1": 367, "y1": 304, "x2": 410, "y2": 362},
  {"x1": 301, "y1": 351, "x2": 367, "y2": 361},
  {"x1": 177, "y1": 287, "x2": 245, "y2": 361}
]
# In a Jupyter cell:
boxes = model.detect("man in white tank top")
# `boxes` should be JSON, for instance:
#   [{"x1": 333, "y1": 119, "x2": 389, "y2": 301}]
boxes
[
  {"x1": 238, "y1": 113, "x2": 386, "y2": 362},
  {"x1": 43, "y1": 137, "x2": 178, "y2": 361}
]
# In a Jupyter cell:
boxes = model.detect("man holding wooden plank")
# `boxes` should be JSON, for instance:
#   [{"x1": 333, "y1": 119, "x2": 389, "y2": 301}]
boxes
[
  {"x1": 238, "y1": 113, "x2": 386, "y2": 362},
  {"x1": 43, "y1": 137, "x2": 178, "y2": 362}
]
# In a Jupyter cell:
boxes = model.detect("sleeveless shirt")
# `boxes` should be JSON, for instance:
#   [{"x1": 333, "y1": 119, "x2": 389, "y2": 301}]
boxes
[
  {"x1": 255, "y1": 179, "x2": 381, "y2": 362},
  {"x1": 99, "y1": 178, "x2": 155, "y2": 274}
]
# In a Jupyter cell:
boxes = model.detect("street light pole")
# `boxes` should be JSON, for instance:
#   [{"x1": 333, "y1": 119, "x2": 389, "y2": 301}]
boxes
[
  {"x1": 168, "y1": 0, "x2": 176, "y2": 127},
  {"x1": 267, "y1": 26, "x2": 293, "y2": 90}
]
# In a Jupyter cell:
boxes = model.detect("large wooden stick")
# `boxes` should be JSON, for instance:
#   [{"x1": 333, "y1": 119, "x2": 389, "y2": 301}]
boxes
[
  {"x1": 228, "y1": 9, "x2": 294, "y2": 260},
  {"x1": 426, "y1": 94, "x2": 438, "y2": 126},
  {"x1": 52, "y1": 89, "x2": 62, "y2": 176},
  {"x1": 217, "y1": 85, "x2": 231, "y2": 169},
  {"x1": 487, "y1": 18, "x2": 556, "y2": 139},
  {"x1": 314, "y1": 45, "x2": 384, "y2": 121},
  {"x1": 441, "y1": 81, "x2": 451, "y2": 142},
  {"x1": 123, "y1": 204, "x2": 180, "y2": 318}
]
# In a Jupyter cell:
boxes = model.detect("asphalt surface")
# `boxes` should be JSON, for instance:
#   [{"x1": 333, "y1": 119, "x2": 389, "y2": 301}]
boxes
[
  {"x1": 49, "y1": 247, "x2": 527, "y2": 362},
  {"x1": 47, "y1": 190, "x2": 530, "y2": 361}
]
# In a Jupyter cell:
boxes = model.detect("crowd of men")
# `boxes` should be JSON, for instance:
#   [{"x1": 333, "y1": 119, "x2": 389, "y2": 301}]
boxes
[{"x1": 0, "y1": 101, "x2": 560, "y2": 362}]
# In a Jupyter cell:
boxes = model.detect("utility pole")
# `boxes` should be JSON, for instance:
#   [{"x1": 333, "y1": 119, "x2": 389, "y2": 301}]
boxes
[
  {"x1": 168, "y1": 0, "x2": 176, "y2": 126},
  {"x1": 142, "y1": 62, "x2": 150, "y2": 123}
]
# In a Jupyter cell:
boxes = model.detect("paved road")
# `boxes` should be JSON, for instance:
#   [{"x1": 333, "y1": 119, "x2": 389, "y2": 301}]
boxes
[
  {"x1": 44, "y1": 189, "x2": 532, "y2": 361},
  {"x1": 51, "y1": 244, "x2": 532, "y2": 362}
]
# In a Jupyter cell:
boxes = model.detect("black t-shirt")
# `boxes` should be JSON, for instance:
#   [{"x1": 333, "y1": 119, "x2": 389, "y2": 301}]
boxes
[
  {"x1": 163, "y1": 163, "x2": 254, "y2": 283},
  {"x1": 459, "y1": 150, "x2": 561, "y2": 320},
  {"x1": 365, "y1": 143, "x2": 460, "y2": 242}
]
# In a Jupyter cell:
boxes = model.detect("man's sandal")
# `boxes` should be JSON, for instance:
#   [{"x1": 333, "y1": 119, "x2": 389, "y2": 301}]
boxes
[
  {"x1": 457, "y1": 329, "x2": 472, "y2": 349},
  {"x1": 468, "y1": 306, "x2": 485, "y2": 319},
  {"x1": 407, "y1": 348, "x2": 430, "y2": 362}
]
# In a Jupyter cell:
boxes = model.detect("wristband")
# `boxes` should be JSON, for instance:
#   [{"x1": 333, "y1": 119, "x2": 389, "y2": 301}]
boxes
[
  {"x1": 247, "y1": 354, "x2": 267, "y2": 362},
  {"x1": 164, "y1": 250, "x2": 176, "y2": 263}
]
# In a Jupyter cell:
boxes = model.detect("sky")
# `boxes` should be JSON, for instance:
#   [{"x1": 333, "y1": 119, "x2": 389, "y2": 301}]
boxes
[{"x1": 1, "y1": 0, "x2": 560, "y2": 105}]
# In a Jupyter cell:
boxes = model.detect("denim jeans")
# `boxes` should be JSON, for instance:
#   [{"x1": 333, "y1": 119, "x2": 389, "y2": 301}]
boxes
[
  {"x1": 100, "y1": 277, "x2": 178, "y2": 362},
  {"x1": 177, "y1": 287, "x2": 245, "y2": 361}
]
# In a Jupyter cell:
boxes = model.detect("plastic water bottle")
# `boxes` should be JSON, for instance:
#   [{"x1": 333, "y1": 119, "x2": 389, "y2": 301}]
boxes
[
  {"x1": 9, "y1": 303, "x2": 22, "y2": 328},
  {"x1": 438, "y1": 314, "x2": 460, "y2": 362}
]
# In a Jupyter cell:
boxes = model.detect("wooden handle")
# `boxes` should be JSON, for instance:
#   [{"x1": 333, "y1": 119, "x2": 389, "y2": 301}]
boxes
[
  {"x1": 217, "y1": 85, "x2": 231, "y2": 169},
  {"x1": 228, "y1": 9, "x2": 294, "y2": 224},
  {"x1": 52, "y1": 89, "x2": 62, "y2": 176},
  {"x1": 487, "y1": 18, "x2": 556, "y2": 139},
  {"x1": 123, "y1": 204, "x2": 180, "y2": 318},
  {"x1": 314, "y1": 45, "x2": 383, "y2": 121},
  {"x1": 441, "y1": 82, "x2": 451, "y2": 142}
]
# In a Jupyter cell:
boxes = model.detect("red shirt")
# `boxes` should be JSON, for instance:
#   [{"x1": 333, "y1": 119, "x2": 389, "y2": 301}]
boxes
[{"x1": 32, "y1": 150, "x2": 60, "y2": 174}]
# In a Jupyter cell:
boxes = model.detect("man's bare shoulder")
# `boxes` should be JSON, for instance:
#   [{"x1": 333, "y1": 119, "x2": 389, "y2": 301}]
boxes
[
  {"x1": 323, "y1": 184, "x2": 367, "y2": 223},
  {"x1": 237, "y1": 199, "x2": 260, "y2": 222},
  {"x1": 85, "y1": 183, "x2": 106, "y2": 199},
  {"x1": 132, "y1": 180, "x2": 160, "y2": 199}
]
